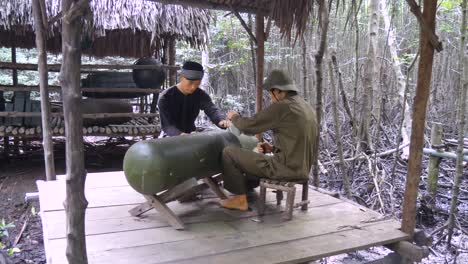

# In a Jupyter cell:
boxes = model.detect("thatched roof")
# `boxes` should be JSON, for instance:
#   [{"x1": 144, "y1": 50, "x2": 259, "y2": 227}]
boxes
[
  {"x1": 0, "y1": 0, "x2": 211, "y2": 58},
  {"x1": 150, "y1": 0, "x2": 313, "y2": 38}
]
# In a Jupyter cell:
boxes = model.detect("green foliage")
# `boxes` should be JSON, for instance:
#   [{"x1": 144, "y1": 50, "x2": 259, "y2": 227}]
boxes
[
  {"x1": 0, "y1": 219, "x2": 15, "y2": 238},
  {"x1": 6, "y1": 247, "x2": 20, "y2": 257},
  {"x1": 399, "y1": 53, "x2": 418, "y2": 65},
  {"x1": 440, "y1": 0, "x2": 462, "y2": 10}
]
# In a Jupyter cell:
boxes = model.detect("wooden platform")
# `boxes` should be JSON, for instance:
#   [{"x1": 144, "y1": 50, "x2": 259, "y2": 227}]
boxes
[{"x1": 37, "y1": 172, "x2": 410, "y2": 264}]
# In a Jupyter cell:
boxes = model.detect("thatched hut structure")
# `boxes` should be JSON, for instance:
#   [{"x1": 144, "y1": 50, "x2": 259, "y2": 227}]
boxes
[{"x1": 0, "y1": 0, "x2": 211, "y2": 58}]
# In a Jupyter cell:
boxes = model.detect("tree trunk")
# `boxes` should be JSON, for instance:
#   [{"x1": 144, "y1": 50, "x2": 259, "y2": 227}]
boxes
[
  {"x1": 358, "y1": 0, "x2": 379, "y2": 152},
  {"x1": 329, "y1": 56, "x2": 351, "y2": 198},
  {"x1": 255, "y1": 14, "x2": 264, "y2": 114},
  {"x1": 32, "y1": 0, "x2": 56, "y2": 181},
  {"x1": 332, "y1": 53, "x2": 354, "y2": 127},
  {"x1": 60, "y1": 0, "x2": 89, "y2": 262},
  {"x1": 302, "y1": 38, "x2": 308, "y2": 100},
  {"x1": 447, "y1": 0, "x2": 467, "y2": 246},
  {"x1": 201, "y1": 36, "x2": 212, "y2": 93},
  {"x1": 248, "y1": 15, "x2": 257, "y2": 89},
  {"x1": 312, "y1": 0, "x2": 329, "y2": 187},
  {"x1": 352, "y1": 0, "x2": 360, "y2": 139},
  {"x1": 401, "y1": 0, "x2": 438, "y2": 236},
  {"x1": 380, "y1": 0, "x2": 412, "y2": 159}
]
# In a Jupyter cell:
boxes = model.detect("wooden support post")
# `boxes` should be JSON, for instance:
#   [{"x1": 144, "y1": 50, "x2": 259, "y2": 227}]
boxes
[
  {"x1": 258, "y1": 184, "x2": 266, "y2": 216},
  {"x1": 426, "y1": 123, "x2": 442, "y2": 202},
  {"x1": 12, "y1": 45, "x2": 18, "y2": 87},
  {"x1": 129, "y1": 175, "x2": 227, "y2": 228},
  {"x1": 60, "y1": 0, "x2": 88, "y2": 263},
  {"x1": 203, "y1": 176, "x2": 227, "y2": 200},
  {"x1": 255, "y1": 12, "x2": 264, "y2": 141},
  {"x1": 32, "y1": 0, "x2": 56, "y2": 181},
  {"x1": 385, "y1": 241, "x2": 429, "y2": 263},
  {"x1": 168, "y1": 37, "x2": 177, "y2": 86},
  {"x1": 365, "y1": 252, "x2": 411, "y2": 264},
  {"x1": 301, "y1": 182, "x2": 309, "y2": 210},
  {"x1": 401, "y1": 0, "x2": 438, "y2": 236},
  {"x1": 284, "y1": 186, "x2": 296, "y2": 221},
  {"x1": 143, "y1": 194, "x2": 185, "y2": 230}
]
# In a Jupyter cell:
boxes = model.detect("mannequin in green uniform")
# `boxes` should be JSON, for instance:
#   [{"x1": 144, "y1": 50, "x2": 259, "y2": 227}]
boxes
[{"x1": 220, "y1": 70, "x2": 319, "y2": 211}]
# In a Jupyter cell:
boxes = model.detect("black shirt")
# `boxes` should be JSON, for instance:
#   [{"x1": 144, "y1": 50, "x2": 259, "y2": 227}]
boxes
[{"x1": 157, "y1": 86, "x2": 225, "y2": 136}]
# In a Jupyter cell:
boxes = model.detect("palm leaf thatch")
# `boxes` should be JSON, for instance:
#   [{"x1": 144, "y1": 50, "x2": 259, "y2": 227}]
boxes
[
  {"x1": 150, "y1": 0, "x2": 313, "y2": 39},
  {"x1": 0, "y1": 0, "x2": 211, "y2": 58}
]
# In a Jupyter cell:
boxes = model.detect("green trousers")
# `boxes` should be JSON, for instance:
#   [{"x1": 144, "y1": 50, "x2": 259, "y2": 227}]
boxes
[{"x1": 222, "y1": 145, "x2": 270, "y2": 195}]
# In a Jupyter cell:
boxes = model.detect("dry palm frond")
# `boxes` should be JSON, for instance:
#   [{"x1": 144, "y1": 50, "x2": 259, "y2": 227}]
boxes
[{"x1": 0, "y1": 0, "x2": 211, "y2": 58}]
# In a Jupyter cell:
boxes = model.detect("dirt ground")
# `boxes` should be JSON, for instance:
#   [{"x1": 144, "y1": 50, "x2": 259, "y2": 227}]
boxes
[
  {"x1": 0, "y1": 138, "x2": 467, "y2": 264},
  {"x1": 0, "y1": 138, "x2": 127, "y2": 264}
]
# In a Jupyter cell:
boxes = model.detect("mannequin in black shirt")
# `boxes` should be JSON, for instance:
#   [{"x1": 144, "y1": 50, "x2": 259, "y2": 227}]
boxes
[{"x1": 158, "y1": 61, "x2": 229, "y2": 136}]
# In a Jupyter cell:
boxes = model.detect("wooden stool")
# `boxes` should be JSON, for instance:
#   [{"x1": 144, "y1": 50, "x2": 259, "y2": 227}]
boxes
[{"x1": 258, "y1": 179, "x2": 309, "y2": 220}]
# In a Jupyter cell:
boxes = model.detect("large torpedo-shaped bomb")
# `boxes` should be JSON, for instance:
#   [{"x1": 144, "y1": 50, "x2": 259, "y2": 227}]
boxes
[{"x1": 123, "y1": 131, "x2": 243, "y2": 195}]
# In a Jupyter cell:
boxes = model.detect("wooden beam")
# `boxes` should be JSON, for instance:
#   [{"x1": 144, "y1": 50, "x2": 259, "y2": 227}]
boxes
[
  {"x1": 145, "y1": 0, "x2": 268, "y2": 14},
  {"x1": 232, "y1": 8, "x2": 257, "y2": 44},
  {"x1": 0, "y1": 62, "x2": 180, "y2": 71},
  {"x1": 0, "y1": 112, "x2": 158, "y2": 118},
  {"x1": 143, "y1": 194, "x2": 185, "y2": 230},
  {"x1": 32, "y1": 0, "x2": 56, "y2": 181},
  {"x1": 203, "y1": 176, "x2": 228, "y2": 200},
  {"x1": 61, "y1": 0, "x2": 88, "y2": 262},
  {"x1": 401, "y1": 0, "x2": 438, "y2": 236},
  {"x1": 0, "y1": 85, "x2": 161, "y2": 94}
]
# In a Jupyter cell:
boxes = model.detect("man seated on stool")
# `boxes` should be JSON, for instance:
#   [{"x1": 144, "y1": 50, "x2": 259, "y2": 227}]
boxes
[
  {"x1": 220, "y1": 70, "x2": 319, "y2": 211},
  {"x1": 158, "y1": 61, "x2": 229, "y2": 137}
]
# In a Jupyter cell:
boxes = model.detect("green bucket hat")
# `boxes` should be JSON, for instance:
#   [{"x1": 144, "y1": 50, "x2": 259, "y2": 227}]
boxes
[{"x1": 263, "y1": 70, "x2": 299, "y2": 92}]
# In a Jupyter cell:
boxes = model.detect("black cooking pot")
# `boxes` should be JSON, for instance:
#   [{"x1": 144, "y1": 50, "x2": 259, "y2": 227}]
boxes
[{"x1": 132, "y1": 57, "x2": 166, "y2": 88}]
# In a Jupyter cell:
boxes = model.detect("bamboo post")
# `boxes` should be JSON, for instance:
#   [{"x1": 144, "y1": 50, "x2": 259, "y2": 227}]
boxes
[
  {"x1": 447, "y1": 0, "x2": 467, "y2": 246},
  {"x1": 401, "y1": 0, "x2": 439, "y2": 236},
  {"x1": 32, "y1": 0, "x2": 56, "y2": 181},
  {"x1": 61, "y1": 0, "x2": 89, "y2": 262},
  {"x1": 255, "y1": 11, "x2": 264, "y2": 141},
  {"x1": 426, "y1": 123, "x2": 442, "y2": 202}
]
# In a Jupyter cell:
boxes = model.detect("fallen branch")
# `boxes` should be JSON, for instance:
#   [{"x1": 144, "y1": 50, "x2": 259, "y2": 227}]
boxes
[
  {"x1": 364, "y1": 153, "x2": 385, "y2": 211},
  {"x1": 13, "y1": 214, "x2": 29, "y2": 246},
  {"x1": 429, "y1": 222, "x2": 448, "y2": 237},
  {"x1": 323, "y1": 142, "x2": 410, "y2": 166}
]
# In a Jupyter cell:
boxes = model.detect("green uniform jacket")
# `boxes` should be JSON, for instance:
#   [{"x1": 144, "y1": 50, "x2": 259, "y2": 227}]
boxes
[{"x1": 231, "y1": 94, "x2": 318, "y2": 180}]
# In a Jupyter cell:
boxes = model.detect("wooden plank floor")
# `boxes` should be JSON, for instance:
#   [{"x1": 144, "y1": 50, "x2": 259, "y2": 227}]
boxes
[{"x1": 37, "y1": 172, "x2": 409, "y2": 264}]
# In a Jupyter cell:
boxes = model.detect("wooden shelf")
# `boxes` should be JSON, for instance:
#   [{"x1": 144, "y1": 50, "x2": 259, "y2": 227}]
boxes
[
  {"x1": 0, "y1": 112, "x2": 158, "y2": 118},
  {"x1": 0, "y1": 62, "x2": 180, "y2": 72},
  {"x1": 0, "y1": 85, "x2": 161, "y2": 94}
]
